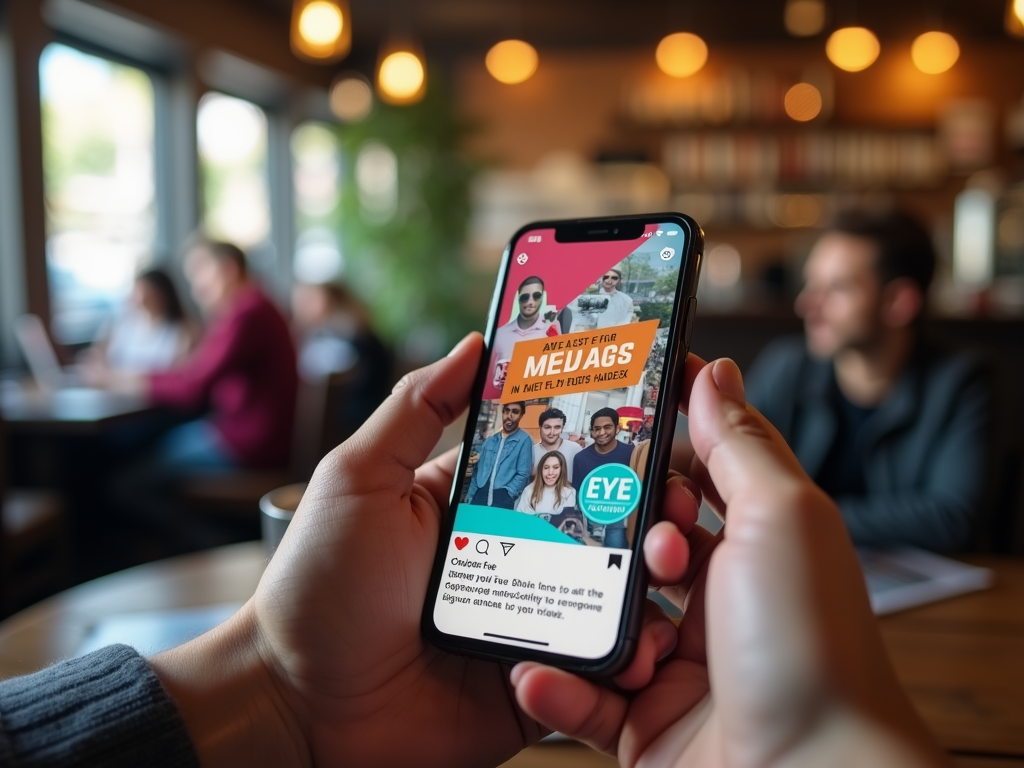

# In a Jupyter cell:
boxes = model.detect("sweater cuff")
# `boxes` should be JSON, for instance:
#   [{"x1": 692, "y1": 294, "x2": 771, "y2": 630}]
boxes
[{"x1": 0, "y1": 644, "x2": 198, "y2": 768}]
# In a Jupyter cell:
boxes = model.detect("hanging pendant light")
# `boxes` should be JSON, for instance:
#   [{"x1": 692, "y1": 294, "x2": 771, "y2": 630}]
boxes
[
  {"x1": 655, "y1": 32, "x2": 708, "y2": 78},
  {"x1": 911, "y1": 31, "x2": 960, "y2": 74},
  {"x1": 1006, "y1": 0, "x2": 1024, "y2": 37},
  {"x1": 825, "y1": 26, "x2": 880, "y2": 72},
  {"x1": 486, "y1": 39, "x2": 539, "y2": 84},
  {"x1": 291, "y1": 0, "x2": 351, "y2": 63},
  {"x1": 378, "y1": 41, "x2": 426, "y2": 105}
]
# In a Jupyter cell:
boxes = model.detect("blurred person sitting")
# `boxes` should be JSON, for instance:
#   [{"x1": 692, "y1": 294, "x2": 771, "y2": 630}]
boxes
[
  {"x1": 84, "y1": 269, "x2": 195, "y2": 375},
  {"x1": 291, "y1": 281, "x2": 392, "y2": 434},
  {"x1": 743, "y1": 209, "x2": 994, "y2": 551},
  {"x1": 87, "y1": 239, "x2": 298, "y2": 472}
]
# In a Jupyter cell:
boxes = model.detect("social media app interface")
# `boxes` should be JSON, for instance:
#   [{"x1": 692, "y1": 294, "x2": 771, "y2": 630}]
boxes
[{"x1": 434, "y1": 223, "x2": 686, "y2": 659}]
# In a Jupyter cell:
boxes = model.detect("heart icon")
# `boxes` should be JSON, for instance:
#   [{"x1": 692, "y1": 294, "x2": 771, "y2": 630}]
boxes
[{"x1": 454, "y1": 536, "x2": 469, "y2": 550}]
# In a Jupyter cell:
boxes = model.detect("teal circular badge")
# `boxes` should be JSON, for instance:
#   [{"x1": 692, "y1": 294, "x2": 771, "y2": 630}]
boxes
[{"x1": 578, "y1": 463, "x2": 642, "y2": 525}]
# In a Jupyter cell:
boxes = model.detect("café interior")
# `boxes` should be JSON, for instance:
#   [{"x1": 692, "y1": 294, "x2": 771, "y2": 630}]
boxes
[{"x1": 0, "y1": 0, "x2": 1022, "y2": 765}]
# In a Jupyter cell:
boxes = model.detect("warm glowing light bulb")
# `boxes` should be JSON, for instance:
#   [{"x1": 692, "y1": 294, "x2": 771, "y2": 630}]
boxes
[
  {"x1": 1016, "y1": 0, "x2": 1024, "y2": 23},
  {"x1": 330, "y1": 75, "x2": 372, "y2": 121},
  {"x1": 655, "y1": 32, "x2": 708, "y2": 78},
  {"x1": 911, "y1": 31, "x2": 960, "y2": 74},
  {"x1": 785, "y1": 0, "x2": 826, "y2": 36},
  {"x1": 299, "y1": 1, "x2": 343, "y2": 47},
  {"x1": 826, "y1": 27, "x2": 881, "y2": 72},
  {"x1": 378, "y1": 51, "x2": 425, "y2": 102},
  {"x1": 485, "y1": 40, "x2": 539, "y2": 84},
  {"x1": 784, "y1": 83, "x2": 822, "y2": 121}
]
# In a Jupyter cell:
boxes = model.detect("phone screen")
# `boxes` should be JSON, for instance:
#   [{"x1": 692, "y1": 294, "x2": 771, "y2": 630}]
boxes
[{"x1": 432, "y1": 221, "x2": 690, "y2": 660}]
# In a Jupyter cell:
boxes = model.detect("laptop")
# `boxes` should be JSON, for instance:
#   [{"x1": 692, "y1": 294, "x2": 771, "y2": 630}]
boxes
[{"x1": 14, "y1": 314, "x2": 81, "y2": 392}]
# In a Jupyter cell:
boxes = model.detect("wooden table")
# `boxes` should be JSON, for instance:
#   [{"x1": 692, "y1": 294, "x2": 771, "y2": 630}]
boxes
[
  {"x1": 0, "y1": 544, "x2": 1020, "y2": 767},
  {"x1": 1, "y1": 386, "x2": 151, "y2": 435}
]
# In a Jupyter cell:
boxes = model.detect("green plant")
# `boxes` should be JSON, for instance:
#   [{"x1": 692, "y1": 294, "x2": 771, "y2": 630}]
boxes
[{"x1": 335, "y1": 78, "x2": 484, "y2": 360}]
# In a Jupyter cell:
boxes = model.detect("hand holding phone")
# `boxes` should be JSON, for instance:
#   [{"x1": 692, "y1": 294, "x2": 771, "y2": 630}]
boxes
[{"x1": 424, "y1": 213, "x2": 703, "y2": 675}]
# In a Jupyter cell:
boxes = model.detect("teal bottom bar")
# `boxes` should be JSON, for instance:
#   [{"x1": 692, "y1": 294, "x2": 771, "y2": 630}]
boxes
[{"x1": 453, "y1": 504, "x2": 582, "y2": 545}]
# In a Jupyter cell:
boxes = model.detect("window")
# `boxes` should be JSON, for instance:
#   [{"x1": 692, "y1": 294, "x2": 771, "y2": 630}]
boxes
[
  {"x1": 39, "y1": 43, "x2": 156, "y2": 343},
  {"x1": 197, "y1": 92, "x2": 271, "y2": 255},
  {"x1": 291, "y1": 122, "x2": 342, "y2": 283}
]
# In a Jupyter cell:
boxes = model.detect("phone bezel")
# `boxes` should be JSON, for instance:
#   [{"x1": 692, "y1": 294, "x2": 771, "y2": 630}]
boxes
[{"x1": 422, "y1": 212, "x2": 704, "y2": 676}]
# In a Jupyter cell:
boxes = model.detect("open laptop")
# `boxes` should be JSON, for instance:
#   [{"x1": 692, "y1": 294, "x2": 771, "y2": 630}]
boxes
[{"x1": 14, "y1": 314, "x2": 82, "y2": 392}]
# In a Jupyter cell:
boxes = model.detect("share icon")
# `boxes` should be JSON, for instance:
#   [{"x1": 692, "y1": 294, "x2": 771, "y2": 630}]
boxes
[{"x1": 499, "y1": 542, "x2": 515, "y2": 556}]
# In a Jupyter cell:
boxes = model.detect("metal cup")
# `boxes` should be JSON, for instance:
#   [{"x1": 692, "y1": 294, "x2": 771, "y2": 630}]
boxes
[{"x1": 260, "y1": 482, "x2": 306, "y2": 558}]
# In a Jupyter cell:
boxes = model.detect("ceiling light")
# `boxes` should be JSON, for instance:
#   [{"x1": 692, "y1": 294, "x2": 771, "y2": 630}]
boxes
[
  {"x1": 826, "y1": 27, "x2": 880, "y2": 72},
  {"x1": 330, "y1": 73, "x2": 373, "y2": 121},
  {"x1": 378, "y1": 50, "x2": 426, "y2": 105},
  {"x1": 655, "y1": 32, "x2": 708, "y2": 78},
  {"x1": 784, "y1": 83, "x2": 822, "y2": 121},
  {"x1": 785, "y1": 0, "x2": 826, "y2": 37},
  {"x1": 291, "y1": 0, "x2": 351, "y2": 63},
  {"x1": 485, "y1": 39, "x2": 539, "y2": 84},
  {"x1": 911, "y1": 31, "x2": 960, "y2": 74},
  {"x1": 1005, "y1": 0, "x2": 1024, "y2": 37}
]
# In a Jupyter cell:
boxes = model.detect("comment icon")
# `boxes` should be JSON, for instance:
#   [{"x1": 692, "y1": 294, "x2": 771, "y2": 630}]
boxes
[{"x1": 476, "y1": 539, "x2": 490, "y2": 556}]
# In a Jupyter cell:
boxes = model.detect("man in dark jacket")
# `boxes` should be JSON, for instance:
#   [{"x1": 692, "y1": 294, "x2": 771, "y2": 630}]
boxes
[{"x1": 744, "y1": 210, "x2": 993, "y2": 552}]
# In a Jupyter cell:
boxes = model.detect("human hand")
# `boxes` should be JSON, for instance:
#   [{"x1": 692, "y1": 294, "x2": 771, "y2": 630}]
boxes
[
  {"x1": 512, "y1": 356, "x2": 946, "y2": 768},
  {"x1": 150, "y1": 333, "x2": 679, "y2": 767},
  {"x1": 78, "y1": 350, "x2": 111, "y2": 387}
]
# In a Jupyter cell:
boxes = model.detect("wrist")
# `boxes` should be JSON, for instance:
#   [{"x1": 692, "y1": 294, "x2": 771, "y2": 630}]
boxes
[{"x1": 149, "y1": 600, "x2": 310, "y2": 768}]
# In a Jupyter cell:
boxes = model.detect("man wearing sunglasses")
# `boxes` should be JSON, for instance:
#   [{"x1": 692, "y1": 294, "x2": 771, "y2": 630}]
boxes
[
  {"x1": 594, "y1": 267, "x2": 635, "y2": 330},
  {"x1": 490, "y1": 276, "x2": 559, "y2": 395}
]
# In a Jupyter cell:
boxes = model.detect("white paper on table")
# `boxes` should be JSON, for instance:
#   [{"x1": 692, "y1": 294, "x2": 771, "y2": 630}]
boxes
[{"x1": 857, "y1": 547, "x2": 994, "y2": 615}]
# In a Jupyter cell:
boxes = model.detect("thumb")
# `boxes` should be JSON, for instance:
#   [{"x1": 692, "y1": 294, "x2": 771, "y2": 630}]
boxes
[
  {"x1": 328, "y1": 332, "x2": 483, "y2": 492},
  {"x1": 686, "y1": 358, "x2": 810, "y2": 522}
]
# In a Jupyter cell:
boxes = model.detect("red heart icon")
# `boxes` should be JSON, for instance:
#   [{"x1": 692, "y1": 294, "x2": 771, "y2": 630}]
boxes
[{"x1": 454, "y1": 536, "x2": 469, "y2": 550}]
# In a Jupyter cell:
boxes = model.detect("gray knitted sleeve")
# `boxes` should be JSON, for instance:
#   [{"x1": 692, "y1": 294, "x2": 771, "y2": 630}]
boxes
[{"x1": 0, "y1": 644, "x2": 198, "y2": 767}]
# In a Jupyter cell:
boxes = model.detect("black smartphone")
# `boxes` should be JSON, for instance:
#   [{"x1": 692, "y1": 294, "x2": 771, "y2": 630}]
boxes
[{"x1": 423, "y1": 213, "x2": 703, "y2": 676}]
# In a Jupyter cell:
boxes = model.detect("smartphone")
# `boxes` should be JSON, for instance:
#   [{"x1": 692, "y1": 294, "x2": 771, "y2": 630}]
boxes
[{"x1": 423, "y1": 213, "x2": 703, "y2": 676}]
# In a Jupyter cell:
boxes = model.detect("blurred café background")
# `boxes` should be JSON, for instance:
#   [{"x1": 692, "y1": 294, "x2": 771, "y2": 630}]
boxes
[{"x1": 0, "y1": 0, "x2": 1023, "y2": 761}]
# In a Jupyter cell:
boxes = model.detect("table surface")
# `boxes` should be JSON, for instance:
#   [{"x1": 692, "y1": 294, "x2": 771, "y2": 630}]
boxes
[
  {"x1": 0, "y1": 385, "x2": 150, "y2": 433},
  {"x1": 0, "y1": 544, "x2": 1020, "y2": 767}
]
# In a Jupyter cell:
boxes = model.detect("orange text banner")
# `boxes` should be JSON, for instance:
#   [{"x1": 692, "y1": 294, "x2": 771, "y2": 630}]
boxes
[{"x1": 500, "y1": 320, "x2": 660, "y2": 403}]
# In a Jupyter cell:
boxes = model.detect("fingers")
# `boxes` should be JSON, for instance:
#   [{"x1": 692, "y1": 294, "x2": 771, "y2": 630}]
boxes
[
  {"x1": 660, "y1": 474, "x2": 702, "y2": 534},
  {"x1": 332, "y1": 333, "x2": 483, "y2": 492},
  {"x1": 511, "y1": 598, "x2": 678, "y2": 755},
  {"x1": 686, "y1": 359, "x2": 811, "y2": 526},
  {"x1": 644, "y1": 521, "x2": 690, "y2": 586},
  {"x1": 612, "y1": 602, "x2": 679, "y2": 691},
  {"x1": 512, "y1": 665, "x2": 627, "y2": 755},
  {"x1": 677, "y1": 353, "x2": 708, "y2": 417},
  {"x1": 413, "y1": 446, "x2": 460, "y2": 506}
]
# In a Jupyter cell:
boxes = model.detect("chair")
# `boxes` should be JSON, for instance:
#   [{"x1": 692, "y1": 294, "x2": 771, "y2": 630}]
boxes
[
  {"x1": 0, "y1": 412, "x2": 70, "y2": 619},
  {"x1": 179, "y1": 368, "x2": 360, "y2": 521}
]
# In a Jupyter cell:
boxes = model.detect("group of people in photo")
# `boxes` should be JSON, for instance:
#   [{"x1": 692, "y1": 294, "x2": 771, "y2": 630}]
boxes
[{"x1": 465, "y1": 399, "x2": 652, "y2": 548}]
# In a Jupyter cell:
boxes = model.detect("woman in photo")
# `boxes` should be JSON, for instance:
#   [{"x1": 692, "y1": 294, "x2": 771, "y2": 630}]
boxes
[{"x1": 515, "y1": 450, "x2": 576, "y2": 521}]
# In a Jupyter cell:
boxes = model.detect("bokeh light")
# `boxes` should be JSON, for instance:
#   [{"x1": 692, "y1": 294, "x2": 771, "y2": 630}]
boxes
[
  {"x1": 291, "y1": 0, "x2": 350, "y2": 61},
  {"x1": 378, "y1": 51, "x2": 425, "y2": 104},
  {"x1": 784, "y1": 0, "x2": 826, "y2": 36},
  {"x1": 706, "y1": 244, "x2": 742, "y2": 287},
  {"x1": 911, "y1": 31, "x2": 960, "y2": 74},
  {"x1": 298, "y1": 1, "x2": 343, "y2": 46},
  {"x1": 197, "y1": 93, "x2": 265, "y2": 164},
  {"x1": 655, "y1": 32, "x2": 708, "y2": 78},
  {"x1": 784, "y1": 82, "x2": 823, "y2": 121},
  {"x1": 826, "y1": 27, "x2": 880, "y2": 72},
  {"x1": 485, "y1": 40, "x2": 539, "y2": 84},
  {"x1": 330, "y1": 74, "x2": 373, "y2": 121}
]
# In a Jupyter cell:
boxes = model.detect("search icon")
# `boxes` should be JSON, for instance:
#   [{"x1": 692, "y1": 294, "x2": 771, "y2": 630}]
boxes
[{"x1": 475, "y1": 539, "x2": 490, "y2": 556}]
